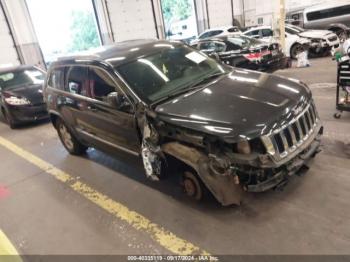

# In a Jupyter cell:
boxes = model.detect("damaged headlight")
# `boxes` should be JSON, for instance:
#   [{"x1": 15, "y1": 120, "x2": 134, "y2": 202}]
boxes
[{"x1": 236, "y1": 140, "x2": 251, "y2": 154}]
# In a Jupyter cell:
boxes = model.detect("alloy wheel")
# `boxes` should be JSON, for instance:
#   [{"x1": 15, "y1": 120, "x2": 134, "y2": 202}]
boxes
[{"x1": 59, "y1": 123, "x2": 74, "y2": 151}]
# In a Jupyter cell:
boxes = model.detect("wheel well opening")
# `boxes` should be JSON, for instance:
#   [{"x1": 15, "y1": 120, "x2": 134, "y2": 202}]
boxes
[
  {"x1": 328, "y1": 26, "x2": 341, "y2": 32},
  {"x1": 164, "y1": 153, "x2": 200, "y2": 181},
  {"x1": 50, "y1": 114, "x2": 58, "y2": 129}
]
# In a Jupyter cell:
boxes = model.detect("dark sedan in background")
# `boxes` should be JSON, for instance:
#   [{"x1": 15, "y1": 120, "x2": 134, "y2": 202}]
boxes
[
  {"x1": 0, "y1": 65, "x2": 48, "y2": 128},
  {"x1": 191, "y1": 35, "x2": 287, "y2": 72}
]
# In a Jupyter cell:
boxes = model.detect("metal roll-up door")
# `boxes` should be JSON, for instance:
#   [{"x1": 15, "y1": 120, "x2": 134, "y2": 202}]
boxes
[
  {"x1": 106, "y1": 0, "x2": 158, "y2": 42},
  {"x1": 207, "y1": 0, "x2": 232, "y2": 28},
  {"x1": 0, "y1": 4, "x2": 20, "y2": 66}
]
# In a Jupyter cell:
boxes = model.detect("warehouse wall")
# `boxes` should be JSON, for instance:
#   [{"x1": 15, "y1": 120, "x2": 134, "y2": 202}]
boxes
[
  {"x1": 207, "y1": 0, "x2": 233, "y2": 28},
  {"x1": 103, "y1": 0, "x2": 159, "y2": 42},
  {"x1": 0, "y1": 0, "x2": 44, "y2": 68},
  {"x1": 0, "y1": 1, "x2": 20, "y2": 66}
]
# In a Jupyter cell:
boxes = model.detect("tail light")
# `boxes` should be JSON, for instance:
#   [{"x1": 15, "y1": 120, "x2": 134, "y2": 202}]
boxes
[{"x1": 244, "y1": 50, "x2": 270, "y2": 61}]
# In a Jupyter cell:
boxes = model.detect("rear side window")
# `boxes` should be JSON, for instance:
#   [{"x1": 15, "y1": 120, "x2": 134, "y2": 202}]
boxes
[
  {"x1": 262, "y1": 29, "x2": 273, "y2": 37},
  {"x1": 307, "y1": 5, "x2": 350, "y2": 21},
  {"x1": 245, "y1": 30, "x2": 260, "y2": 37},
  {"x1": 66, "y1": 66, "x2": 89, "y2": 96},
  {"x1": 227, "y1": 27, "x2": 239, "y2": 33},
  {"x1": 199, "y1": 31, "x2": 211, "y2": 39},
  {"x1": 48, "y1": 68, "x2": 64, "y2": 90},
  {"x1": 208, "y1": 30, "x2": 223, "y2": 37}
]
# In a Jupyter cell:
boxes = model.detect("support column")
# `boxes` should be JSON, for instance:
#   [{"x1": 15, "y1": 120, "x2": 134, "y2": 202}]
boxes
[
  {"x1": 1, "y1": 0, "x2": 45, "y2": 69},
  {"x1": 279, "y1": 0, "x2": 286, "y2": 51},
  {"x1": 92, "y1": 0, "x2": 114, "y2": 44},
  {"x1": 194, "y1": 0, "x2": 209, "y2": 34},
  {"x1": 151, "y1": 0, "x2": 166, "y2": 39}
]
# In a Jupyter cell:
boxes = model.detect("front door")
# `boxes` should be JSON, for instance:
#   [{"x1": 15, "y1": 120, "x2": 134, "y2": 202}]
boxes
[{"x1": 66, "y1": 65, "x2": 140, "y2": 155}]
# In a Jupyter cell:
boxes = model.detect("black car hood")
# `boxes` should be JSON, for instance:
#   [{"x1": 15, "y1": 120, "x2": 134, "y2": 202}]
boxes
[
  {"x1": 2, "y1": 84, "x2": 44, "y2": 105},
  {"x1": 155, "y1": 69, "x2": 312, "y2": 142}
]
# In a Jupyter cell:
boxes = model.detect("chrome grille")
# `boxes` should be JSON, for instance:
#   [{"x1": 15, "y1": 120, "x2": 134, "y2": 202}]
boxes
[{"x1": 261, "y1": 102, "x2": 319, "y2": 161}]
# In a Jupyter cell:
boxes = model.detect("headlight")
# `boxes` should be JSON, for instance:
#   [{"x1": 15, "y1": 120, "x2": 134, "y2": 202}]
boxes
[
  {"x1": 4, "y1": 96, "x2": 31, "y2": 106},
  {"x1": 310, "y1": 38, "x2": 322, "y2": 43},
  {"x1": 236, "y1": 140, "x2": 251, "y2": 154}
]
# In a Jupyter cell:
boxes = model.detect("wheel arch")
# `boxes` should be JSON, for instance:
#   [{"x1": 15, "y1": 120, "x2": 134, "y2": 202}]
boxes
[
  {"x1": 327, "y1": 23, "x2": 350, "y2": 33},
  {"x1": 161, "y1": 142, "x2": 243, "y2": 206},
  {"x1": 290, "y1": 42, "x2": 302, "y2": 58}
]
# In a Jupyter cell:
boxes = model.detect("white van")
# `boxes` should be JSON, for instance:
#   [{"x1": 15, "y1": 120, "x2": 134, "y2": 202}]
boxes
[{"x1": 286, "y1": 1, "x2": 350, "y2": 42}]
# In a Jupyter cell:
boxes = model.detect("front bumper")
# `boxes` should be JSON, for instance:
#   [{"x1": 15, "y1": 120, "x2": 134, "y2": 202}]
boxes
[
  {"x1": 247, "y1": 137, "x2": 321, "y2": 192},
  {"x1": 7, "y1": 103, "x2": 49, "y2": 123},
  {"x1": 310, "y1": 39, "x2": 340, "y2": 52}
]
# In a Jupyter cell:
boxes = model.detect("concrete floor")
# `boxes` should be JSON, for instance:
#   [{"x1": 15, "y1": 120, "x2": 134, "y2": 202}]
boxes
[{"x1": 0, "y1": 57, "x2": 349, "y2": 256}]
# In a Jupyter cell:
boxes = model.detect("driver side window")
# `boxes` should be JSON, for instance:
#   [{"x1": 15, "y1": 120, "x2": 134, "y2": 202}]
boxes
[{"x1": 88, "y1": 67, "x2": 119, "y2": 103}]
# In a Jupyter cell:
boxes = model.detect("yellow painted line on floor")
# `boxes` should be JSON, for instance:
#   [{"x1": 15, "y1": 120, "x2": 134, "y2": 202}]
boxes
[
  {"x1": 0, "y1": 136, "x2": 210, "y2": 256},
  {"x1": 0, "y1": 230, "x2": 22, "y2": 261}
]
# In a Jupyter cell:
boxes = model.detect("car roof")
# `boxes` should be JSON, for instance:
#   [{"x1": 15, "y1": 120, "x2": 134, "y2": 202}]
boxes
[
  {"x1": 197, "y1": 35, "x2": 264, "y2": 45},
  {"x1": 202, "y1": 25, "x2": 239, "y2": 33},
  {"x1": 50, "y1": 39, "x2": 183, "y2": 68},
  {"x1": 0, "y1": 65, "x2": 37, "y2": 74},
  {"x1": 244, "y1": 25, "x2": 271, "y2": 32},
  {"x1": 198, "y1": 34, "x2": 249, "y2": 42}
]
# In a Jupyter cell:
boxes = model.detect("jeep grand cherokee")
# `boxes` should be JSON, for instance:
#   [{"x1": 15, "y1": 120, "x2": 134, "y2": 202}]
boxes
[{"x1": 43, "y1": 39, "x2": 323, "y2": 206}]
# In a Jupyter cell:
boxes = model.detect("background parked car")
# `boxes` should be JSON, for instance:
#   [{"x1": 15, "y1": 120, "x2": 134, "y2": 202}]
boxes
[
  {"x1": 243, "y1": 25, "x2": 310, "y2": 59},
  {"x1": 192, "y1": 35, "x2": 287, "y2": 72},
  {"x1": 0, "y1": 65, "x2": 48, "y2": 128},
  {"x1": 286, "y1": 1, "x2": 350, "y2": 42},
  {"x1": 190, "y1": 26, "x2": 241, "y2": 45},
  {"x1": 285, "y1": 24, "x2": 339, "y2": 57}
]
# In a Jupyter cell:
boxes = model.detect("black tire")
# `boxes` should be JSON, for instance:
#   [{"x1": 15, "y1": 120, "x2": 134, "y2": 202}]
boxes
[
  {"x1": 290, "y1": 44, "x2": 303, "y2": 60},
  {"x1": 2, "y1": 108, "x2": 17, "y2": 129},
  {"x1": 56, "y1": 118, "x2": 87, "y2": 155},
  {"x1": 182, "y1": 171, "x2": 204, "y2": 201}
]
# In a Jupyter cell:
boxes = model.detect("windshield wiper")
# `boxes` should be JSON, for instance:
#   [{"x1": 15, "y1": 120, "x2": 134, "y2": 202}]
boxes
[
  {"x1": 186, "y1": 72, "x2": 226, "y2": 91},
  {"x1": 151, "y1": 72, "x2": 226, "y2": 107}
]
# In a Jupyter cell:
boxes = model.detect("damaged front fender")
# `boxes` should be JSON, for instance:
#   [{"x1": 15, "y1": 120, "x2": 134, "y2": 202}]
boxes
[{"x1": 162, "y1": 142, "x2": 243, "y2": 206}]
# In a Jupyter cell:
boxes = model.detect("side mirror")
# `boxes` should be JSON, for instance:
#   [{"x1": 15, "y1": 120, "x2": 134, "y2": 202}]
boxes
[
  {"x1": 107, "y1": 92, "x2": 131, "y2": 111},
  {"x1": 209, "y1": 52, "x2": 220, "y2": 62}
]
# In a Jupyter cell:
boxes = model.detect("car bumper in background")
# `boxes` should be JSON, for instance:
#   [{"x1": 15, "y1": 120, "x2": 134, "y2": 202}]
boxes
[{"x1": 7, "y1": 103, "x2": 49, "y2": 123}]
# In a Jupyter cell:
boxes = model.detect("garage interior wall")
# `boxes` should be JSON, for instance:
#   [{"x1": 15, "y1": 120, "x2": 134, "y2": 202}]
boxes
[
  {"x1": 206, "y1": 0, "x2": 233, "y2": 28},
  {"x1": 0, "y1": 0, "x2": 44, "y2": 68},
  {"x1": 0, "y1": 2, "x2": 20, "y2": 66},
  {"x1": 104, "y1": 0, "x2": 159, "y2": 42},
  {"x1": 193, "y1": 0, "x2": 208, "y2": 34}
]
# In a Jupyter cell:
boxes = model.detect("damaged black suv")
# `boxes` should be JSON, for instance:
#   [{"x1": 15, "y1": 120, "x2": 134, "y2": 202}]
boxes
[{"x1": 43, "y1": 40, "x2": 323, "y2": 206}]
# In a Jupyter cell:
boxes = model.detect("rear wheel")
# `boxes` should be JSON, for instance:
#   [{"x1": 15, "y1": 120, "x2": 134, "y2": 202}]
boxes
[{"x1": 56, "y1": 119, "x2": 87, "y2": 155}]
